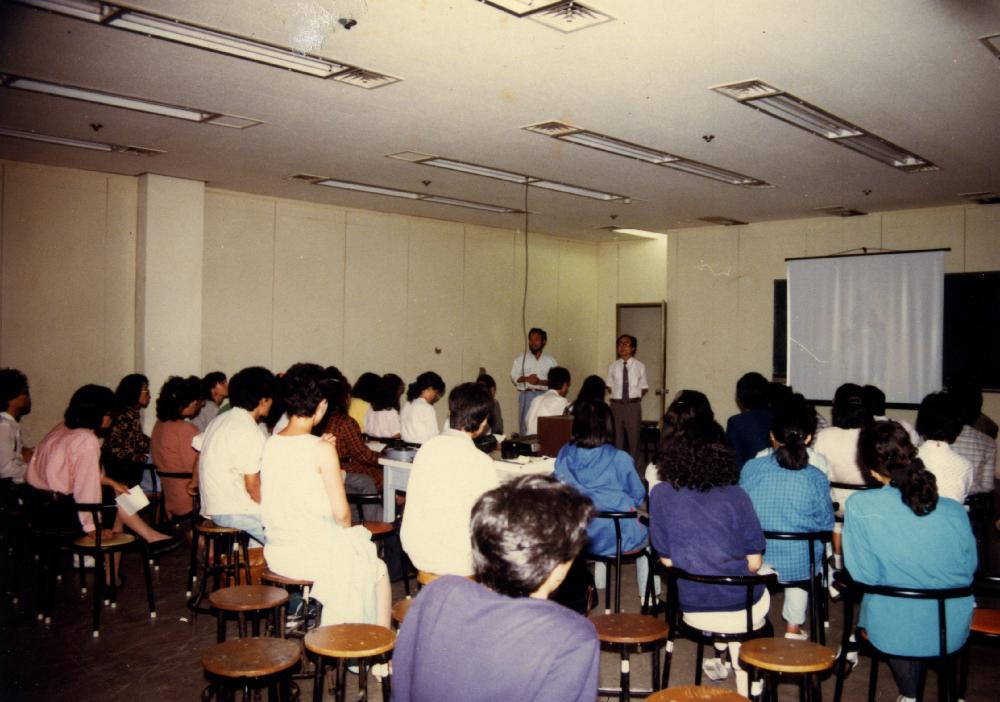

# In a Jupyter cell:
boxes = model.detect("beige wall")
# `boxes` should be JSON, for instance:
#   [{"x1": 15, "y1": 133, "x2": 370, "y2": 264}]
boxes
[{"x1": 0, "y1": 161, "x2": 137, "y2": 444}]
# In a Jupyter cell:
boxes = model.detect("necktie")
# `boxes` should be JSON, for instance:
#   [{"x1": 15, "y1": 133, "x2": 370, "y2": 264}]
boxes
[{"x1": 622, "y1": 361, "x2": 630, "y2": 401}]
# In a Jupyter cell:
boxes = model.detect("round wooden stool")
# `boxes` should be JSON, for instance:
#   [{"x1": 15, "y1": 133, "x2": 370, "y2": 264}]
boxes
[
  {"x1": 593, "y1": 613, "x2": 670, "y2": 701},
  {"x1": 261, "y1": 568, "x2": 320, "y2": 635},
  {"x1": 304, "y1": 624, "x2": 395, "y2": 702},
  {"x1": 189, "y1": 521, "x2": 251, "y2": 613},
  {"x1": 739, "y1": 637, "x2": 835, "y2": 702},
  {"x1": 202, "y1": 636, "x2": 301, "y2": 701},
  {"x1": 72, "y1": 530, "x2": 156, "y2": 637},
  {"x1": 416, "y1": 570, "x2": 439, "y2": 587},
  {"x1": 391, "y1": 598, "x2": 413, "y2": 627},
  {"x1": 210, "y1": 584, "x2": 289, "y2": 642},
  {"x1": 648, "y1": 685, "x2": 750, "y2": 701}
]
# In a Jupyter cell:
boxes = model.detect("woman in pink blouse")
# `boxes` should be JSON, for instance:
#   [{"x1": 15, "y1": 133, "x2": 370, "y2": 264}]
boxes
[{"x1": 151, "y1": 376, "x2": 202, "y2": 519}]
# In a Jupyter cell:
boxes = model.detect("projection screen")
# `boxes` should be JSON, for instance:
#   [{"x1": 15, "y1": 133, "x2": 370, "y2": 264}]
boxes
[{"x1": 786, "y1": 250, "x2": 945, "y2": 404}]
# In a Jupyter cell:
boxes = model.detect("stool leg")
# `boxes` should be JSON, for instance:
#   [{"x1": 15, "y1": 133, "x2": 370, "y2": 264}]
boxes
[
  {"x1": 380, "y1": 654, "x2": 392, "y2": 701},
  {"x1": 661, "y1": 637, "x2": 673, "y2": 689},
  {"x1": 187, "y1": 526, "x2": 200, "y2": 597},
  {"x1": 335, "y1": 659, "x2": 347, "y2": 702},
  {"x1": 359, "y1": 659, "x2": 369, "y2": 702},
  {"x1": 694, "y1": 641, "x2": 705, "y2": 685},
  {"x1": 217, "y1": 612, "x2": 226, "y2": 643},
  {"x1": 141, "y1": 543, "x2": 157, "y2": 618},
  {"x1": 619, "y1": 643, "x2": 630, "y2": 702},
  {"x1": 312, "y1": 657, "x2": 325, "y2": 702},
  {"x1": 867, "y1": 656, "x2": 879, "y2": 702},
  {"x1": 651, "y1": 643, "x2": 660, "y2": 692},
  {"x1": 242, "y1": 612, "x2": 251, "y2": 638},
  {"x1": 91, "y1": 551, "x2": 104, "y2": 636},
  {"x1": 958, "y1": 645, "x2": 970, "y2": 701}
]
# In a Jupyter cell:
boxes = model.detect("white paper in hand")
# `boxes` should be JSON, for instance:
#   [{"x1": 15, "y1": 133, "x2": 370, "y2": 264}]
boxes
[{"x1": 115, "y1": 485, "x2": 150, "y2": 516}]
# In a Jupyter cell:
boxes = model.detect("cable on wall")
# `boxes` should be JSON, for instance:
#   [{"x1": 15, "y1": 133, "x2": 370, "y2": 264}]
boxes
[{"x1": 519, "y1": 180, "x2": 531, "y2": 381}]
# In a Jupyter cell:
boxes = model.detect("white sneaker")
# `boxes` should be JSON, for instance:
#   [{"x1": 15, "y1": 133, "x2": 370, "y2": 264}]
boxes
[
  {"x1": 896, "y1": 696, "x2": 916, "y2": 702},
  {"x1": 702, "y1": 657, "x2": 731, "y2": 681},
  {"x1": 72, "y1": 554, "x2": 96, "y2": 567},
  {"x1": 785, "y1": 630, "x2": 808, "y2": 640}
]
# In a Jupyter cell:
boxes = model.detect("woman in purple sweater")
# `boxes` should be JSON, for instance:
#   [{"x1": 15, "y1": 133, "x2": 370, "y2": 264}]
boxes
[{"x1": 392, "y1": 474, "x2": 599, "y2": 702}]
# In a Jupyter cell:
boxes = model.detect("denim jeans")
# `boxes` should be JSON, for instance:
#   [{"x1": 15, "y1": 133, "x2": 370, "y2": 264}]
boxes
[{"x1": 211, "y1": 513, "x2": 266, "y2": 545}]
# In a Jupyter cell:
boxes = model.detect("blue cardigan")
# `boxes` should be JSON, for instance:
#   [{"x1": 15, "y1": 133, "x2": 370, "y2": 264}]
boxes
[{"x1": 554, "y1": 443, "x2": 647, "y2": 556}]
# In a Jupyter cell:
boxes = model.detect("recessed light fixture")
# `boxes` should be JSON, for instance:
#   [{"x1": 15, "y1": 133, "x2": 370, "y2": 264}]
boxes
[
  {"x1": 386, "y1": 151, "x2": 629, "y2": 201},
  {"x1": 958, "y1": 191, "x2": 1000, "y2": 205},
  {"x1": 523, "y1": 120, "x2": 771, "y2": 188},
  {"x1": 1, "y1": 74, "x2": 262, "y2": 128},
  {"x1": 304, "y1": 175, "x2": 525, "y2": 213},
  {"x1": 711, "y1": 79, "x2": 938, "y2": 173},
  {"x1": 15, "y1": 0, "x2": 400, "y2": 88},
  {"x1": 0, "y1": 125, "x2": 163, "y2": 154},
  {"x1": 610, "y1": 228, "x2": 667, "y2": 239},
  {"x1": 816, "y1": 205, "x2": 868, "y2": 217},
  {"x1": 981, "y1": 33, "x2": 1000, "y2": 61},
  {"x1": 698, "y1": 216, "x2": 748, "y2": 226}
]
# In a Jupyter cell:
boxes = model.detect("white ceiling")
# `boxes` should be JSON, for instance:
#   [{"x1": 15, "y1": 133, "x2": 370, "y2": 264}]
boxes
[{"x1": 1, "y1": 0, "x2": 999, "y2": 242}]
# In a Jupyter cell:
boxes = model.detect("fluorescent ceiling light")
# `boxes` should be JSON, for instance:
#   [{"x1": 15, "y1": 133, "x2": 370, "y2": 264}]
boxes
[
  {"x1": 421, "y1": 158, "x2": 531, "y2": 184},
  {"x1": 712, "y1": 78, "x2": 937, "y2": 172},
  {"x1": 664, "y1": 159, "x2": 768, "y2": 187},
  {"x1": 0, "y1": 125, "x2": 163, "y2": 154},
  {"x1": 558, "y1": 131, "x2": 678, "y2": 164},
  {"x1": 15, "y1": 0, "x2": 399, "y2": 86},
  {"x1": 531, "y1": 179, "x2": 627, "y2": 201},
  {"x1": 612, "y1": 228, "x2": 666, "y2": 239},
  {"x1": 421, "y1": 196, "x2": 521, "y2": 213},
  {"x1": 981, "y1": 33, "x2": 1000, "y2": 61},
  {"x1": 309, "y1": 177, "x2": 523, "y2": 213},
  {"x1": 315, "y1": 179, "x2": 421, "y2": 199},
  {"x1": 107, "y1": 11, "x2": 346, "y2": 77}
]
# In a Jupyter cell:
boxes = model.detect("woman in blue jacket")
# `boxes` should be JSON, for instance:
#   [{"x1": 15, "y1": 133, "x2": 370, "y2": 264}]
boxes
[
  {"x1": 844, "y1": 420, "x2": 976, "y2": 702},
  {"x1": 554, "y1": 400, "x2": 651, "y2": 606}
]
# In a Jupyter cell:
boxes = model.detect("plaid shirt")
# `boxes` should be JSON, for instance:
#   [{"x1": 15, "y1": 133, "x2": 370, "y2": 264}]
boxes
[
  {"x1": 952, "y1": 424, "x2": 996, "y2": 495},
  {"x1": 323, "y1": 413, "x2": 383, "y2": 491},
  {"x1": 739, "y1": 453, "x2": 835, "y2": 582}
]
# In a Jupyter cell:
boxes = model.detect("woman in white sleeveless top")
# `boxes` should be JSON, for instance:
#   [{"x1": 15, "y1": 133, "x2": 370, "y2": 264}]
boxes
[{"x1": 261, "y1": 366, "x2": 391, "y2": 627}]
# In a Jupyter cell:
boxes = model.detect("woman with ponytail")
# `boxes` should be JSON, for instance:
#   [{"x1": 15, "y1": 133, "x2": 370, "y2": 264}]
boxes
[
  {"x1": 843, "y1": 420, "x2": 976, "y2": 702},
  {"x1": 740, "y1": 395, "x2": 834, "y2": 639}
]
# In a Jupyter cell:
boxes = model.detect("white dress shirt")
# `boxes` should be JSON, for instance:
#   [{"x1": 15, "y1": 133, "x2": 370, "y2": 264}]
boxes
[
  {"x1": 510, "y1": 352, "x2": 557, "y2": 392},
  {"x1": 400, "y1": 398, "x2": 439, "y2": 444},
  {"x1": 0, "y1": 411, "x2": 27, "y2": 483},
  {"x1": 606, "y1": 357, "x2": 648, "y2": 400},
  {"x1": 197, "y1": 407, "x2": 268, "y2": 517},
  {"x1": 951, "y1": 425, "x2": 996, "y2": 495},
  {"x1": 524, "y1": 390, "x2": 569, "y2": 435},
  {"x1": 919, "y1": 439, "x2": 973, "y2": 505}
]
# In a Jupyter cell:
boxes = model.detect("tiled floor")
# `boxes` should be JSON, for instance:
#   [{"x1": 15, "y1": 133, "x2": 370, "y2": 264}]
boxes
[{"x1": 2, "y1": 539, "x2": 998, "y2": 701}]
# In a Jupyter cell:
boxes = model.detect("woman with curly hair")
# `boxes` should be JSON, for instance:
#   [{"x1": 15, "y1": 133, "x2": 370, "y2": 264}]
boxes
[
  {"x1": 649, "y1": 410, "x2": 767, "y2": 695},
  {"x1": 150, "y1": 376, "x2": 202, "y2": 519},
  {"x1": 843, "y1": 421, "x2": 975, "y2": 702},
  {"x1": 645, "y1": 389, "x2": 716, "y2": 489},
  {"x1": 104, "y1": 373, "x2": 151, "y2": 485}
]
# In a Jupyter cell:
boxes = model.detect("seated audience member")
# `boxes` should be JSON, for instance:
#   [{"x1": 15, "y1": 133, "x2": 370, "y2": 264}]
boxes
[
  {"x1": 26, "y1": 384, "x2": 179, "y2": 550},
  {"x1": 650, "y1": 411, "x2": 767, "y2": 696},
  {"x1": 554, "y1": 400, "x2": 655, "y2": 604},
  {"x1": 400, "y1": 383, "x2": 499, "y2": 576},
  {"x1": 726, "y1": 371, "x2": 773, "y2": 467},
  {"x1": 740, "y1": 396, "x2": 834, "y2": 639},
  {"x1": 104, "y1": 373, "x2": 151, "y2": 485},
  {"x1": 570, "y1": 374, "x2": 608, "y2": 413},
  {"x1": 752, "y1": 392, "x2": 829, "y2": 476},
  {"x1": 260, "y1": 367, "x2": 391, "y2": 627},
  {"x1": 365, "y1": 375, "x2": 403, "y2": 439},
  {"x1": 400, "y1": 372, "x2": 445, "y2": 444},
  {"x1": 348, "y1": 372, "x2": 380, "y2": 430},
  {"x1": 949, "y1": 384, "x2": 997, "y2": 501},
  {"x1": 476, "y1": 373, "x2": 504, "y2": 436},
  {"x1": 813, "y1": 382, "x2": 872, "y2": 565},
  {"x1": 150, "y1": 376, "x2": 202, "y2": 519},
  {"x1": 916, "y1": 391, "x2": 972, "y2": 505},
  {"x1": 322, "y1": 378, "x2": 384, "y2": 498},
  {"x1": 524, "y1": 366, "x2": 571, "y2": 436},
  {"x1": 844, "y1": 420, "x2": 975, "y2": 702},
  {"x1": 646, "y1": 389, "x2": 716, "y2": 490},
  {"x1": 393, "y1": 474, "x2": 599, "y2": 702},
  {"x1": 862, "y1": 384, "x2": 919, "y2": 446},
  {"x1": 192, "y1": 371, "x2": 228, "y2": 432},
  {"x1": 194, "y1": 366, "x2": 276, "y2": 545},
  {"x1": 0, "y1": 368, "x2": 33, "y2": 484}
]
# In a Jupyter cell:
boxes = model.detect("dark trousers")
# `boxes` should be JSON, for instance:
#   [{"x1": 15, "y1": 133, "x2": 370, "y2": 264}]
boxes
[{"x1": 611, "y1": 400, "x2": 642, "y2": 465}]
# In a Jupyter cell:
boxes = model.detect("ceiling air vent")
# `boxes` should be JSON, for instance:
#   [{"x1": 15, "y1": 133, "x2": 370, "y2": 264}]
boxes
[
  {"x1": 959, "y1": 191, "x2": 1000, "y2": 205},
  {"x1": 529, "y1": 1, "x2": 613, "y2": 32},
  {"x1": 522, "y1": 121, "x2": 580, "y2": 136},
  {"x1": 332, "y1": 68, "x2": 400, "y2": 89},
  {"x1": 816, "y1": 205, "x2": 868, "y2": 217},
  {"x1": 386, "y1": 151, "x2": 437, "y2": 163},
  {"x1": 114, "y1": 145, "x2": 165, "y2": 156},
  {"x1": 698, "y1": 216, "x2": 748, "y2": 226}
]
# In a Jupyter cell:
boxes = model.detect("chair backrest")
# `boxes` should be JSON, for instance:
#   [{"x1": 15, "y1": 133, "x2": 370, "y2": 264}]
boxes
[
  {"x1": 665, "y1": 565, "x2": 777, "y2": 636},
  {"x1": 838, "y1": 570, "x2": 973, "y2": 658},
  {"x1": 22, "y1": 487, "x2": 111, "y2": 546},
  {"x1": 762, "y1": 530, "x2": 832, "y2": 582},
  {"x1": 829, "y1": 481, "x2": 877, "y2": 514}
]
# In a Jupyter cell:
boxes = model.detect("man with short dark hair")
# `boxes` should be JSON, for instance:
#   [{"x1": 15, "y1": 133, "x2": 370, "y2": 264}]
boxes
[
  {"x1": 400, "y1": 382, "x2": 500, "y2": 576},
  {"x1": 393, "y1": 474, "x2": 599, "y2": 702},
  {"x1": 524, "y1": 366, "x2": 570, "y2": 435},
  {"x1": 511, "y1": 327, "x2": 557, "y2": 435},
  {"x1": 0, "y1": 368, "x2": 32, "y2": 484},
  {"x1": 193, "y1": 366, "x2": 276, "y2": 545}
]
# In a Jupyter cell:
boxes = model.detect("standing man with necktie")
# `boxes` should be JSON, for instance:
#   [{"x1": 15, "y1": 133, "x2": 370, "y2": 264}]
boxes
[{"x1": 606, "y1": 334, "x2": 647, "y2": 465}]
